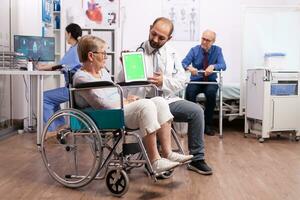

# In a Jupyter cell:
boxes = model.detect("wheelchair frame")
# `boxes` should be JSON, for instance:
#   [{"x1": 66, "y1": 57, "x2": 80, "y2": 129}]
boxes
[{"x1": 40, "y1": 80, "x2": 184, "y2": 197}]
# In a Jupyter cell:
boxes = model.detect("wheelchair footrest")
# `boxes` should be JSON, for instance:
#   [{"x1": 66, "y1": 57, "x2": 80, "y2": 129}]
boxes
[{"x1": 123, "y1": 143, "x2": 141, "y2": 156}]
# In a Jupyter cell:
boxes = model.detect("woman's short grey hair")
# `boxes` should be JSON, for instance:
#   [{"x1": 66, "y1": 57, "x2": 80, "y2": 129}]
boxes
[{"x1": 77, "y1": 35, "x2": 106, "y2": 62}]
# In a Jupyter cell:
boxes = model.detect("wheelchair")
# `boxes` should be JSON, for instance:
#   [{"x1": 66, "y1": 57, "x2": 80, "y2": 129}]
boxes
[{"x1": 40, "y1": 80, "x2": 185, "y2": 197}]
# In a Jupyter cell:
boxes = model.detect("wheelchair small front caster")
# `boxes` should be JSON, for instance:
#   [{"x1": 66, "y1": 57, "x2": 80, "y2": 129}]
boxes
[
  {"x1": 106, "y1": 169, "x2": 129, "y2": 197},
  {"x1": 295, "y1": 136, "x2": 300, "y2": 142},
  {"x1": 258, "y1": 138, "x2": 265, "y2": 143},
  {"x1": 157, "y1": 169, "x2": 174, "y2": 179}
]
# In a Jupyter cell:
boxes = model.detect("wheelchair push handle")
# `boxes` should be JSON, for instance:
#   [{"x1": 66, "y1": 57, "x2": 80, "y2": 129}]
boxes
[{"x1": 117, "y1": 81, "x2": 160, "y2": 97}]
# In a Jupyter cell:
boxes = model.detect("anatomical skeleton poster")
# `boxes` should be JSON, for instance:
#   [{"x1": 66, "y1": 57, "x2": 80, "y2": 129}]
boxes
[{"x1": 162, "y1": 0, "x2": 200, "y2": 41}]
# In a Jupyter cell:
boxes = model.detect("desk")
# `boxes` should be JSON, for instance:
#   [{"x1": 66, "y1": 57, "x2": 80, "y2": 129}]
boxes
[{"x1": 0, "y1": 70, "x2": 62, "y2": 145}]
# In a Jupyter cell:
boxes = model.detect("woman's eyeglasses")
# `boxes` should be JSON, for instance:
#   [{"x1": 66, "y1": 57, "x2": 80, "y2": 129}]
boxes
[{"x1": 93, "y1": 51, "x2": 107, "y2": 57}]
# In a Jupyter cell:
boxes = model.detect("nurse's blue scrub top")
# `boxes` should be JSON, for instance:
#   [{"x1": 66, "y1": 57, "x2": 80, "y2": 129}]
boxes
[{"x1": 59, "y1": 44, "x2": 81, "y2": 69}]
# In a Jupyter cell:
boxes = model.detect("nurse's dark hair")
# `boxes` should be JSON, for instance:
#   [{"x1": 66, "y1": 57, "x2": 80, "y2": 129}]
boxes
[
  {"x1": 77, "y1": 35, "x2": 106, "y2": 62},
  {"x1": 65, "y1": 23, "x2": 82, "y2": 41}
]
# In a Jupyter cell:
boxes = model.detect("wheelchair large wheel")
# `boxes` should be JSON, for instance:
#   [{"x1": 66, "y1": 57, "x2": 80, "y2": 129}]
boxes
[
  {"x1": 41, "y1": 108, "x2": 103, "y2": 188},
  {"x1": 106, "y1": 169, "x2": 129, "y2": 197}
]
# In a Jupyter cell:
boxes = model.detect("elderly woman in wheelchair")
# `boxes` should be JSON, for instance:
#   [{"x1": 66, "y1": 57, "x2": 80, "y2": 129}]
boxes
[
  {"x1": 75, "y1": 35, "x2": 192, "y2": 168},
  {"x1": 40, "y1": 35, "x2": 192, "y2": 197}
]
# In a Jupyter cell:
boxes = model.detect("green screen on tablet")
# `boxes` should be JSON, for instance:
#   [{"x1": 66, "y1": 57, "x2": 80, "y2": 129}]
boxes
[{"x1": 122, "y1": 52, "x2": 147, "y2": 82}]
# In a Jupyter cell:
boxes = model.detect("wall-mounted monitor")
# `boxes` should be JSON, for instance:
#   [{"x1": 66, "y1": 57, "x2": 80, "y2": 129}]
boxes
[{"x1": 14, "y1": 35, "x2": 55, "y2": 61}]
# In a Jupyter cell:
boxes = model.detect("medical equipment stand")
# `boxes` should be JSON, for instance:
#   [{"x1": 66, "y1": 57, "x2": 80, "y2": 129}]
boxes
[{"x1": 245, "y1": 68, "x2": 300, "y2": 142}]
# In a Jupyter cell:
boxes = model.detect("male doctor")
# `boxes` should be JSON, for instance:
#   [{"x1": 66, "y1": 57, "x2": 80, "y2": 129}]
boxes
[{"x1": 118, "y1": 17, "x2": 212, "y2": 175}]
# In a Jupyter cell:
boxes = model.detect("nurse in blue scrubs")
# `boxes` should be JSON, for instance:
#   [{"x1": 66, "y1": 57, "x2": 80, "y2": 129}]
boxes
[{"x1": 37, "y1": 23, "x2": 82, "y2": 131}]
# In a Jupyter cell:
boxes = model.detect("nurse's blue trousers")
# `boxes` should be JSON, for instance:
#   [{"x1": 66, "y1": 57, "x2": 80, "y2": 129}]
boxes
[{"x1": 43, "y1": 87, "x2": 69, "y2": 131}]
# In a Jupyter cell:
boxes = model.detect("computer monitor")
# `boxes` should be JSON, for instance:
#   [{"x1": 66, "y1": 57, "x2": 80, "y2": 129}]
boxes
[
  {"x1": 14, "y1": 35, "x2": 55, "y2": 61},
  {"x1": 122, "y1": 52, "x2": 147, "y2": 82}
]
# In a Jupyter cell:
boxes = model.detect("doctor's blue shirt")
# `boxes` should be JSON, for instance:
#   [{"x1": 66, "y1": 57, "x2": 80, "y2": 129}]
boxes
[{"x1": 182, "y1": 45, "x2": 226, "y2": 81}]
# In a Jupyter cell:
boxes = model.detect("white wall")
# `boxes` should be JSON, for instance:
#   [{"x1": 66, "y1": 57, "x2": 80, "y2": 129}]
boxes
[
  {"x1": 9, "y1": 0, "x2": 42, "y2": 119},
  {"x1": 120, "y1": 0, "x2": 300, "y2": 83},
  {"x1": 0, "y1": 0, "x2": 11, "y2": 123},
  {"x1": 0, "y1": 0, "x2": 11, "y2": 49},
  {"x1": 10, "y1": 0, "x2": 42, "y2": 36}
]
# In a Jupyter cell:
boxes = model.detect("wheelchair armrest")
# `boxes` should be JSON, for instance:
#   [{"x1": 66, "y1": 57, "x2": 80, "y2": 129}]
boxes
[
  {"x1": 74, "y1": 81, "x2": 116, "y2": 89},
  {"x1": 117, "y1": 81, "x2": 160, "y2": 96},
  {"x1": 117, "y1": 81, "x2": 151, "y2": 86}
]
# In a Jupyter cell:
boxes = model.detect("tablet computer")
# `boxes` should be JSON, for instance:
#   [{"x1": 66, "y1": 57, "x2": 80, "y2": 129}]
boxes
[{"x1": 122, "y1": 51, "x2": 147, "y2": 82}]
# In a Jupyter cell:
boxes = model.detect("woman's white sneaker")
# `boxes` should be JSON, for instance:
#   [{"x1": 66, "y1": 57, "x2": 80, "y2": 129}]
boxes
[
  {"x1": 167, "y1": 152, "x2": 194, "y2": 163},
  {"x1": 152, "y1": 158, "x2": 180, "y2": 173}
]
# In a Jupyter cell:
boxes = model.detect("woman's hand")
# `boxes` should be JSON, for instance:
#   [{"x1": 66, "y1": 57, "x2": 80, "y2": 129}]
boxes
[
  {"x1": 127, "y1": 95, "x2": 139, "y2": 102},
  {"x1": 124, "y1": 95, "x2": 139, "y2": 105}
]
